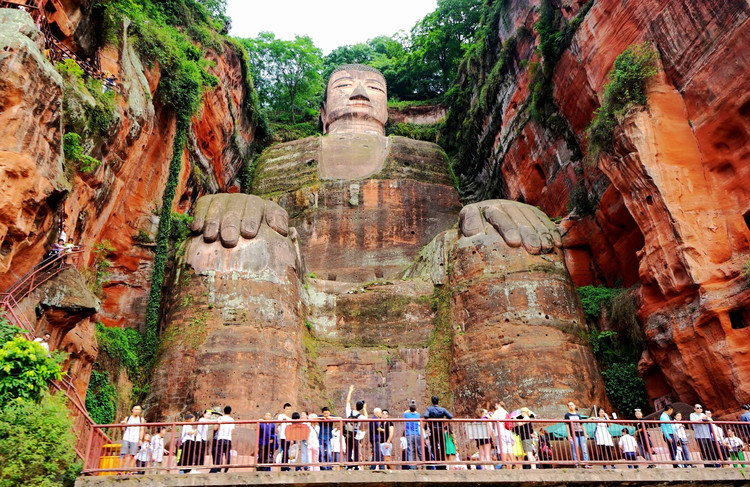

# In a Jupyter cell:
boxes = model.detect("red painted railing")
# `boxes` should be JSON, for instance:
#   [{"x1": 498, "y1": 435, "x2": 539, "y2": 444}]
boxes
[
  {"x1": 0, "y1": 247, "x2": 111, "y2": 459},
  {"x1": 81, "y1": 417, "x2": 750, "y2": 475},
  {"x1": 1, "y1": 0, "x2": 103, "y2": 78}
]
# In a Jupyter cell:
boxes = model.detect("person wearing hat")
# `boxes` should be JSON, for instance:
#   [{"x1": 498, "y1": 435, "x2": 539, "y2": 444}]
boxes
[{"x1": 403, "y1": 400, "x2": 422, "y2": 469}]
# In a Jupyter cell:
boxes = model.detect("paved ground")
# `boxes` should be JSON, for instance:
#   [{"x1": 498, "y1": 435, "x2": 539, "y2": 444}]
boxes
[{"x1": 76, "y1": 468, "x2": 750, "y2": 487}]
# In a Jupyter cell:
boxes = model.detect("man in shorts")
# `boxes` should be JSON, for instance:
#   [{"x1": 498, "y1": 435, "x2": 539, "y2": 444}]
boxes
[
  {"x1": 380, "y1": 409, "x2": 395, "y2": 469},
  {"x1": 120, "y1": 405, "x2": 145, "y2": 471}
]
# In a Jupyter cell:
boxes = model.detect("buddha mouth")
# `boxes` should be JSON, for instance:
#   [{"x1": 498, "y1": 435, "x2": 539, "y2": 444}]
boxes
[{"x1": 347, "y1": 102, "x2": 372, "y2": 108}]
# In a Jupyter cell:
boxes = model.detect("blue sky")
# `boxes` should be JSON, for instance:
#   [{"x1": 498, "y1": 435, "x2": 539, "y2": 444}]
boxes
[{"x1": 226, "y1": 0, "x2": 438, "y2": 54}]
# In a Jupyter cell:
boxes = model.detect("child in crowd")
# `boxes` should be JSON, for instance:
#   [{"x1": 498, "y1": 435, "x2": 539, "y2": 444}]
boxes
[
  {"x1": 150, "y1": 429, "x2": 168, "y2": 473},
  {"x1": 618, "y1": 429, "x2": 638, "y2": 468},
  {"x1": 136, "y1": 434, "x2": 152, "y2": 474}
]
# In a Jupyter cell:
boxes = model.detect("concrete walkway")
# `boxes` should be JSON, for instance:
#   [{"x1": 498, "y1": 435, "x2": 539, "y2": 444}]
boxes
[{"x1": 76, "y1": 468, "x2": 749, "y2": 487}]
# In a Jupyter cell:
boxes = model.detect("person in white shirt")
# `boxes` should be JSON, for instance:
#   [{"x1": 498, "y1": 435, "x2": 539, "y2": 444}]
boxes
[
  {"x1": 307, "y1": 413, "x2": 321, "y2": 471},
  {"x1": 135, "y1": 433, "x2": 152, "y2": 474},
  {"x1": 119, "y1": 405, "x2": 145, "y2": 471},
  {"x1": 491, "y1": 401, "x2": 514, "y2": 466},
  {"x1": 277, "y1": 402, "x2": 293, "y2": 471},
  {"x1": 618, "y1": 429, "x2": 639, "y2": 468},
  {"x1": 331, "y1": 427, "x2": 345, "y2": 470},
  {"x1": 33, "y1": 332, "x2": 51, "y2": 356},
  {"x1": 150, "y1": 429, "x2": 167, "y2": 472},
  {"x1": 196, "y1": 409, "x2": 213, "y2": 468},
  {"x1": 672, "y1": 412, "x2": 692, "y2": 467},
  {"x1": 723, "y1": 429, "x2": 746, "y2": 468},
  {"x1": 209, "y1": 406, "x2": 235, "y2": 473},
  {"x1": 178, "y1": 414, "x2": 197, "y2": 473}
]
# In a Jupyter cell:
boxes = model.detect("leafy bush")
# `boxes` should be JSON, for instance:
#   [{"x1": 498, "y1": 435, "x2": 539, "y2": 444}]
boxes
[
  {"x1": 62, "y1": 133, "x2": 102, "y2": 173},
  {"x1": 0, "y1": 337, "x2": 63, "y2": 403},
  {"x1": 56, "y1": 59, "x2": 85, "y2": 86},
  {"x1": 95, "y1": 322, "x2": 143, "y2": 379},
  {"x1": 0, "y1": 315, "x2": 24, "y2": 345},
  {"x1": 601, "y1": 362, "x2": 650, "y2": 417},
  {"x1": 85, "y1": 240, "x2": 115, "y2": 296},
  {"x1": 0, "y1": 393, "x2": 80, "y2": 487},
  {"x1": 85, "y1": 369, "x2": 117, "y2": 425},
  {"x1": 169, "y1": 211, "x2": 194, "y2": 245},
  {"x1": 577, "y1": 285, "x2": 623, "y2": 322},
  {"x1": 586, "y1": 43, "x2": 658, "y2": 164}
]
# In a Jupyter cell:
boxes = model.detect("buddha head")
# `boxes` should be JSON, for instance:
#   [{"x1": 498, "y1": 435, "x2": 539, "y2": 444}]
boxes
[{"x1": 321, "y1": 64, "x2": 388, "y2": 136}]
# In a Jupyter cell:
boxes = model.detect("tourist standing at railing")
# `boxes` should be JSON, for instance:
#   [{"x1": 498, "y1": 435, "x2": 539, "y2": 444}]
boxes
[
  {"x1": 424, "y1": 395, "x2": 453, "y2": 470},
  {"x1": 135, "y1": 433, "x2": 152, "y2": 474},
  {"x1": 492, "y1": 401, "x2": 514, "y2": 468},
  {"x1": 319, "y1": 407, "x2": 334, "y2": 470},
  {"x1": 307, "y1": 413, "x2": 321, "y2": 471},
  {"x1": 705, "y1": 410, "x2": 728, "y2": 463},
  {"x1": 476, "y1": 408, "x2": 494, "y2": 469},
  {"x1": 672, "y1": 412, "x2": 692, "y2": 467},
  {"x1": 331, "y1": 426, "x2": 345, "y2": 469},
  {"x1": 150, "y1": 428, "x2": 167, "y2": 473},
  {"x1": 119, "y1": 405, "x2": 145, "y2": 471},
  {"x1": 660, "y1": 404, "x2": 678, "y2": 464},
  {"x1": 723, "y1": 429, "x2": 746, "y2": 468},
  {"x1": 381, "y1": 409, "x2": 395, "y2": 469},
  {"x1": 368, "y1": 408, "x2": 384, "y2": 470},
  {"x1": 618, "y1": 429, "x2": 638, "y2": 468},
  {"x1": 740, "y1": 405, "x2": 750, "y2": 443},
  {"x1": 277, "y1": 403, "x2": 293, "y2": 471},
  {"x1": 257, "y1": 412, "x2": 276, "y2": 471},
  {"x1": 633, "y1": 409, "x2": 655, "y2": 468},
  {"x1": 690, "y1": 403, "x2": 717, "y2": 466},
  {"x1": 404, "y1": 400, "x2": 422, "y2": 469},
  {"x1": 196, "y1": 410, "x2": 212, "y2": 468},
  {"x1": 565, "y1": 401, "x2": 590, "y2": 468},
  {"x1": 593, "y1": 410, "x2": 616, "y2": 469},
  {"x1": 513, "y1": 407, "x2": 537, "y2": 469},
  {"x1": 50, "y1": 239, "x2": 65, "y2": 260},
  {"x1": 177, "y1": 413, "x2": 197, "y2": 473},
  {"x1": 209, "y1": 405, "x2": 235, "y2": 473},
  {"x1": 344, "y1": 385, "x2": 366, "y2": 469}
]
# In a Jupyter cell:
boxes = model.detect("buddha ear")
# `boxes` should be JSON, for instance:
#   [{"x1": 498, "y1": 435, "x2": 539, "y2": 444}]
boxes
[{"x1": 320, "y1": 103, "x2": 328, "y2": 134}]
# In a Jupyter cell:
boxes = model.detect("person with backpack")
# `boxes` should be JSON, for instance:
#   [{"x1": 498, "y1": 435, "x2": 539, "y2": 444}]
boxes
[
  {"x1": 119, "y1": 405, "x2": 145, "y2": 472},
  {"x1": 403, "y1": 400, "x2": 422, "y2": 469},
  {"x1": 344, "y1": 385, "x2": 367, "y2": 469}
]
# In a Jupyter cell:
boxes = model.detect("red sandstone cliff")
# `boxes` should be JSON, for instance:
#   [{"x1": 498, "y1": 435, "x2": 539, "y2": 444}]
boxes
[{"x1": 450, "y1": 0, "x2": 750, "y2": 415}]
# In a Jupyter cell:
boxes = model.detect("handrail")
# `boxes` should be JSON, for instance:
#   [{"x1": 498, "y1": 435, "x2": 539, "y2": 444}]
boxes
[
  {"x1": 0, "y1": 246, "x2": 111, "y2": 460},
  {"x1": 81, "y1": 416, "x2": 750, "y2": 474}
]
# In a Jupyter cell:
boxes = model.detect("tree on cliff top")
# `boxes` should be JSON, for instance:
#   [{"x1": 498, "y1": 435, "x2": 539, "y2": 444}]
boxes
[{"x1": 241, "y1": 33, "x2": 323, "y2": 124}]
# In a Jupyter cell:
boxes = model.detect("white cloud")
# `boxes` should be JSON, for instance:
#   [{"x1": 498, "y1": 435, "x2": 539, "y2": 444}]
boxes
[{"x1": 226, "y1": 0, "x2": 438, "y2": 54}]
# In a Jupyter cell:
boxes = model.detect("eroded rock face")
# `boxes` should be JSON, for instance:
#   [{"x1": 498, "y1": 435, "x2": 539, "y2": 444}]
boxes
[
  {"x1": 15, "y1": 268, "x2": 100, "y2": 396},
  {"x1": 0, "y1": 10, "x2": 68, "y2": 289},
  {"x1": 443, "y1": 0, "x2": 750, "y2": 415}
]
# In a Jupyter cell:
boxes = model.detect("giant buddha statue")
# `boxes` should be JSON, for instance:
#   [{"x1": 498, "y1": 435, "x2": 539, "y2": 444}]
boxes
[{"x1": 147, "y1": 65, "x2": 607, "y2": 421}]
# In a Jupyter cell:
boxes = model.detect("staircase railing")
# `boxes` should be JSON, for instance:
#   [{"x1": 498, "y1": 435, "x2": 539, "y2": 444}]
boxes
[{"x1": 0, "y1": 248, "x2": 112, "y2": 458}]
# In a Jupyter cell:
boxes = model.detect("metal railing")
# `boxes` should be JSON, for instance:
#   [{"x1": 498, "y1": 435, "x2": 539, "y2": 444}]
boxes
[
  {"x1": 80, "y1": 417, "x2": 750, "y2": 475},
  {"x1": 0, "y1": 247, "x2": 111, "y2": 458},
  {"x1": 1, "y1": 0, "x2": 103, "y2": 78}
]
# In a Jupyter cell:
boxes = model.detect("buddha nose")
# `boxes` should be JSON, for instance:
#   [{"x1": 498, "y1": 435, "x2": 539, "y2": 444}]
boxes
[{"x1": 349, "y1": 82, "x2": 370, "y2": 101}]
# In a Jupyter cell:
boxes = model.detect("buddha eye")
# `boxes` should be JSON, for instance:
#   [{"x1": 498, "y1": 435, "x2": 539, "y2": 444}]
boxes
[
  {"x1": 335, "y1": 83, "x2": 351, "y2": 89},
  {"x1": 368, "y1": 86, "x2": 384, "y2": 93}
]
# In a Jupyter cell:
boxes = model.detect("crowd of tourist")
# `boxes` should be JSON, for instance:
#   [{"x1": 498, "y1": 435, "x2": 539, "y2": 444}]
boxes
[{"x1": 111, "y1": 386, "x2": 750, "y2": 474}]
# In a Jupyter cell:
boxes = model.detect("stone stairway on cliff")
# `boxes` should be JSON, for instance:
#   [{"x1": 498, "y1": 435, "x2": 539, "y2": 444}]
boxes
[{"x1": 0, "y1": 250, "x2": 111, "y2": 462}]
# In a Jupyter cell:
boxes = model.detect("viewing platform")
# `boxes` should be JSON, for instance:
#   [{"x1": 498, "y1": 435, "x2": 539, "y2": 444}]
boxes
[{"x1": 75, "y1": 468, "x2": 750, "y2": 487}]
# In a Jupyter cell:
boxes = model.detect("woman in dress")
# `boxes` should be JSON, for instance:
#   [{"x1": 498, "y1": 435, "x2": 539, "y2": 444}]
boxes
[
  {"x1": 593, "y1": 410, "x2": 616, "y2": 469},
  {"x1": 476, "y1": 408, "x2": 494, "y2": 469}
]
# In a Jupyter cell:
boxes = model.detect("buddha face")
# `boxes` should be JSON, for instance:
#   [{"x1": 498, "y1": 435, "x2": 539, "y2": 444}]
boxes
[{"x1": 322, "y1": 67, "x2": 388, "y2": 135}]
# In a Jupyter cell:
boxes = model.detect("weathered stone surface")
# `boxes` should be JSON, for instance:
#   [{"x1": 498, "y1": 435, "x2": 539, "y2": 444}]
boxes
[
  {"x1": 146, "y1": 199, "x2": 308, "y2": 420},
  {"x1": 388, "y1": 104, "x2": 446, "y2": 125},
  {"x1": 253, "y1": 136, "x2": 462, "y2": 282},
  {"x1": 444, "y1": 0, "x2": 750, "y2": 415},
  {"x1": 0, "y1": 10, "x2": 68, "y2": 289},
  {"x1": 429, "y1": 200, "x2": 607, "y2": 418}
]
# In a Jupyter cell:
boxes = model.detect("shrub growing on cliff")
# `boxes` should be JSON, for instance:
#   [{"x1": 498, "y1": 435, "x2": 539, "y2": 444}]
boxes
[
  {"x1": 0, "y1": 338, "x2": 63, "y2": 403},
  {"x1": 601, "y1": 362, "x2": 650, "y2": 417},
  {"x1": 85, "y1": 369, "x2": 118, "y2": 425},
  {"x1": 62, "y1": 133, "x2": 102, "y2": 173},
  {"x1": 586, "y1": 42, "x2": 659, "y2": 164},
  {"x1": 577, "y1": 285, "x2": 623, "y2": 322}
]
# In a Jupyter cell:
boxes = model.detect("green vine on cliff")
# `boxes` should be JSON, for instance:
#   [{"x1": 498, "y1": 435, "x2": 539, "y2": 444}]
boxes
[
  {"x1": 425, "y1": 286, "x2": 455, "y2": 406},
  {"x1": 586, "y1": 42, "x2": 659, "y2": 165}
]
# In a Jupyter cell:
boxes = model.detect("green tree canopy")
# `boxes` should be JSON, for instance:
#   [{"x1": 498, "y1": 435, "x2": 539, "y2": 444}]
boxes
[
  {"x1": 241, "y1": 33, "x2": 323, "y2": 123},
  {"x1": 0, "y1": 337, "x2": 63, "y2": 404}
]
